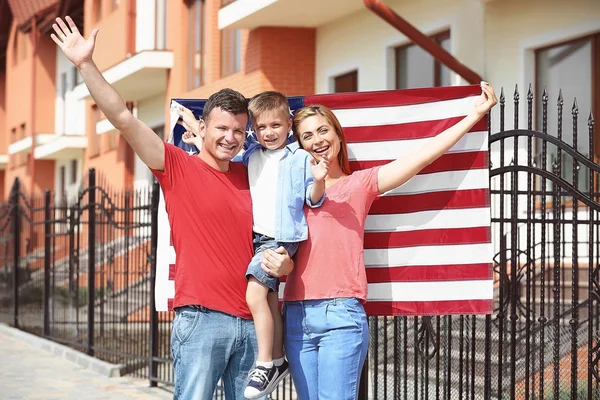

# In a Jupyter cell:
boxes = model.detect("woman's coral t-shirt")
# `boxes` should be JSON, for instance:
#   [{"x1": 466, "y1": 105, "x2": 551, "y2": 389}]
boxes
[{"x1": 283, "y1": 167, "x2": 381, "y2": 302}]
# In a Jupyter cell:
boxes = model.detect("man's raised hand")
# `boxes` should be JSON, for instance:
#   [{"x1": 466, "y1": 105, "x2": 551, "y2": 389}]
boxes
[{"x1": 51, "y1": 16, "x2": 98, "y2": 69}]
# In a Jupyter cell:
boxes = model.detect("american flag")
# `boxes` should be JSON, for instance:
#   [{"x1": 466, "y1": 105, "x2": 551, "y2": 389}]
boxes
[{"x1": 154, "y1": 85, "x2": 493, "y2": 316}]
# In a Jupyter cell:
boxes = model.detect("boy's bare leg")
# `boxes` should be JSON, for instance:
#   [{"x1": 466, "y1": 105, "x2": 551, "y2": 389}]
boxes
[
  {"x1": 268, "y1": 291, "x2": 284, "y2": 360},
  {"x1": 246, "y1": 277, "x2": 273, "y2": 362}
]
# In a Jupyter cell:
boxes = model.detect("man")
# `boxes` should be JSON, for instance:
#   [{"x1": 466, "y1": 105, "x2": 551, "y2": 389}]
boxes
[{"x1": 51, "y1": 16, "x2": 293, "y2": 399}]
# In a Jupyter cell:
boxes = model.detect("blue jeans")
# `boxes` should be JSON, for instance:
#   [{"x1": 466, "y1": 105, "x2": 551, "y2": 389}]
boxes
[
  {"x1": 283, "y1": 298, "x2": 369, "y2": 400},
  {"x1": 246, "y1": 233, "x2": 299, "y2": 292},
  {"x1": 171, "y1": 305, "x2": 265, "y2": 400}
]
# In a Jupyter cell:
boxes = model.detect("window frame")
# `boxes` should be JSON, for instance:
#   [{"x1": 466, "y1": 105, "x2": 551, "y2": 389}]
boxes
[{"x1": 394, "y1": 30, "x2": 451, "y2": 90}]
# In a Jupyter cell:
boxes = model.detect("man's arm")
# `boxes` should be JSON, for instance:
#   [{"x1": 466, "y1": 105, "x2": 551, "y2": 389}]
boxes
[{"x1": 51, "y1": 17, "x2": 164, "y2": 170}]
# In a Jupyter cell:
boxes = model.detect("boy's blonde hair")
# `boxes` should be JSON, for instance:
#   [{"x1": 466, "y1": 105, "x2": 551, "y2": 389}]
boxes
[{"x1": 248, "y1": 91, "x2": 290, "y2": 122}]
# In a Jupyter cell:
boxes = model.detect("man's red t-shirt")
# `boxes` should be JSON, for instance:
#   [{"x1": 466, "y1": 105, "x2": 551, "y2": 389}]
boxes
[{"x1": 152, "y1": 143, "x2": 254, "y2": 319}]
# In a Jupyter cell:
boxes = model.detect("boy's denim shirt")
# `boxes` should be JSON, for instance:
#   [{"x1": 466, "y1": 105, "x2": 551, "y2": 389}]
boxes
[{"x1": 240, "y1": 133, "x2": 325, "y2": 242}]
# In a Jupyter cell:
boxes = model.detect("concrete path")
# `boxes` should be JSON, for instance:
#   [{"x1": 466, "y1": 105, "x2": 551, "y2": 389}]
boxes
[{"x1": 0, "y1": 325, "x2": 172, "y2": 400}]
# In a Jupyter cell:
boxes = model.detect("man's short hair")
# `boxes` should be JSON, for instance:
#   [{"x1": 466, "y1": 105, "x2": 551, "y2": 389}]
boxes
[
  {"x1": 202, "y1": 88, "x2": 248, "y2": 122},
  {"x1": 248, "y1": 91, "x2": 290, "y2": 122}
]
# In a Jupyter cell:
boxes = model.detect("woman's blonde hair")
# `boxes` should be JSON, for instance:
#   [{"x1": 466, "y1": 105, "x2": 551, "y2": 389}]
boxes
[{"x1": 292, "y1": 104, "x2": 352, "y2": 175}]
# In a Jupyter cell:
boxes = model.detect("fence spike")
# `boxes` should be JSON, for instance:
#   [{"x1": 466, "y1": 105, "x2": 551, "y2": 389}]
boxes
[
  {"x1": 557, "y1": 90, "x2": 563, "y2": 107},
  {"x1": 513, "y1": 84, "x2": 519, "y2": 102},
  {"x1": 527, "y1": 83, "x2": 533, "y2": 100},
  {"x1": 542, "y1": 87, "x2": 548, "y2": 104},
  {"x1": 572, "y1": 98, "x2": 579, "y2": 115},
  {"x1": 499, "y1": 87, "x2": 505, "y2": 105}
]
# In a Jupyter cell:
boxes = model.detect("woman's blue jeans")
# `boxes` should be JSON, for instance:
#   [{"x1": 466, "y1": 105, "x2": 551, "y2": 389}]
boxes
[{"x1": 283, "y1": 298, "x2": 369, "y2": 400}]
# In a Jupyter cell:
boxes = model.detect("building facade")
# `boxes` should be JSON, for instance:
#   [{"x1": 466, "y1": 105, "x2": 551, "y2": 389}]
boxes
[{"x1": 0, "y1": 0, "x2": 598, "y2": 202}]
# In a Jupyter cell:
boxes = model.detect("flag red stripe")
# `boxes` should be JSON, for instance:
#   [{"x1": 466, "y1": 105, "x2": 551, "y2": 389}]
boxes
[
  {"x1": 369, "y1": 189, "x2": 489, "y2": 215},
  {"x1": 169, "y1": 264, "x2": 176, "y2": 280},
  {"x1": 366, "y1": 263, "x2": 492, "y2": 282},
  {"x1": 304, "y1": 85, "x2": 480, "y2": 110},
  {"x1": 364, "y1": 227, "x2": 490, "y2": 249},
  {"x1": 167, "y1": 298, "x2": 174, "y2": 311},
  {"x1": 350, "y1": 151, "x2": 487, "y2": 175},
  {"x1": 343, "y1": 118, "x2": 487, "y2": 143},
  {"x1": 364, "y1": 299, "x2": 493, "y2": 316}
]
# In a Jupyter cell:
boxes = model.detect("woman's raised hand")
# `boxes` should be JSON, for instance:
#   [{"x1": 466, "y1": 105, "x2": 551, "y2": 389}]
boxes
[
  {"x1": 473, "y1": 81, "x2": 498, "y2": 117},
  {"x1": 50, "y1": 16, "x2": 98, "y2": 69}
]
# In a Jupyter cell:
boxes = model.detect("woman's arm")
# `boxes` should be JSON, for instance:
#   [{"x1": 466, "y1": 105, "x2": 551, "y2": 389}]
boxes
[{"x1": 376, "y1": 82, "x2": 497, "y2": 194}]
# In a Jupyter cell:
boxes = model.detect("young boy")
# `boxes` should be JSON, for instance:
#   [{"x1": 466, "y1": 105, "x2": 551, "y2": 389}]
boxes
[{"x1": 181, "y1": 91, "x2": 329, "y2": 399}]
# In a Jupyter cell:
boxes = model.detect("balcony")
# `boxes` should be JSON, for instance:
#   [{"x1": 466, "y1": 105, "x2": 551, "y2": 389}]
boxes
[
  {"x1": 8, "y1": 134, "x2": 56, "y2": 155},
  {"x1": 73, "y1": 50, "x2": 173, "y2": 102},
  {"x1": 0, "y1": 154, "x2": 7, "y2": 170},
  {"x1": 33, "y1": 134, "x2": 87, "y2": 160},
  {"x1": 218, "y1": 0, "x2": 364, "y2": 29}
]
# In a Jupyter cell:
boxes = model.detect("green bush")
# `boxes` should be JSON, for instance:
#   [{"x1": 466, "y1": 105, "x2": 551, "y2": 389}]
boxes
[
  {"x1": 18, "y1": 285, "x2": 43, "y2": 305},
  {"x1": 52, "y1": 286, "x2": 106, "y2": 307}
]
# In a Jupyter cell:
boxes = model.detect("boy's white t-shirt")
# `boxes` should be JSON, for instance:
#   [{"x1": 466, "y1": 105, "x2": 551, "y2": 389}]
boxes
[{"x1": 248, "y1": 148, "x2": 286, "y2": 238}]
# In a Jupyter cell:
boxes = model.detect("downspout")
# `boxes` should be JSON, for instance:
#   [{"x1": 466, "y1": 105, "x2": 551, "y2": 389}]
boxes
[{"x1": 363, "y1": 0, "x2": 482, "y2": 85}]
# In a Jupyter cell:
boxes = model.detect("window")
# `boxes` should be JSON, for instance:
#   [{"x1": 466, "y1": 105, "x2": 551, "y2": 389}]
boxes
[
  {"x1": 153, "y1": 125, "x2": 165, "y2": 140},
  {"x1": 110, "y1": 0, "x2": 119, "y2": 12},
  {"x1": 93, "y1": 0, "x2": 102, "y2": 23},
  {"x1": 72, "y1": 66, "x2": 82, "y2": 86},
  {"x1": 12, "y1": 31, "x2": 17, "y2": 66},
  {"x1": 20, "y1": 31, "x2": 27, "y2": 61},
  {"x1": 19, "y1": 124, "x2": 27, "y2": 166},
  {"x1": 60, "y1": 72, "x2": 68, "y2": 133},
  {"x1": 69, "y1": 159, "x2": 78, "y2": 185},
  {"x1": 10, "y1": 127, "x2": 16, "y2": 142},
  {"x1": 59, "y1": 165, "x2": 66, "y2": 196},
  {"x1": 155, "y1": 0, "x2": 167, "y2": 50},
  {"x1": 107, "y1": 131, "x2": 119, "y2": 150},
  {"x1": 221, "y1": 29, "x2": 241, "y2": 78},
  {"x1": 536, "y1": 33, "x2": 600, "y2": 191},
  {"x1": 90, "y1": 105, "x2": 102, "y2": 157},
  {"x1": 334, "y1": 70, "x2": 358, "y2": 93},
  {"x1": 395, "y1": 31, "x2": 452, "y2": 89},
  {"x1": 187, "y1": 0, "x2": 205, "y2": 89}
]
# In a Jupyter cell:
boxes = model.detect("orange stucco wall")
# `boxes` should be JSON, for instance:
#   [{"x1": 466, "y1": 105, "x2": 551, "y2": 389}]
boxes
[
  {"x1": 85, "y1": 0, "x2": 135, "y2": 72},
  {"x1": 4, "y1": 25, "x2": 33, "y2": 197},
  {"x1": 2, "y1": 0, "x2": 318, "y2": 198},
  {"x1": 4, "y1": 24, "x2": 57, "y2": 197}
]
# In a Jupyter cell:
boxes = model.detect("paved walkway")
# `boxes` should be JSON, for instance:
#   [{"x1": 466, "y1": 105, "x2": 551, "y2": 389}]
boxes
[{"x1": 0, "y1": 327, "x2": 173, "y2": 400}]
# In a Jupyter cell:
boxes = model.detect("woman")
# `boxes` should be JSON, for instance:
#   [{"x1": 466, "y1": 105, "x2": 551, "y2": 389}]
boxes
[{"x1": 260, "y1": 82, "x2": 498, "y2": 399}]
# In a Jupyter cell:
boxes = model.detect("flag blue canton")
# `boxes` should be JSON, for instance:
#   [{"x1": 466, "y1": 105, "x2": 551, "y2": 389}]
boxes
[{"x1": 170, "y1": 96, "x2": 306, "y2": 155}]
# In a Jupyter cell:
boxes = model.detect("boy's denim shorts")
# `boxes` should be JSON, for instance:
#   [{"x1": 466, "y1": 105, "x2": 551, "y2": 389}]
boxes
[{"x1": 246, "y1": 233, "x2": 299, "y2": 292}]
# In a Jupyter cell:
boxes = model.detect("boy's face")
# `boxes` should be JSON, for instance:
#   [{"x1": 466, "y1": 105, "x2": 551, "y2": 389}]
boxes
[{"x1": 252, "y1": 109, "x2": 292, "y2": 151}]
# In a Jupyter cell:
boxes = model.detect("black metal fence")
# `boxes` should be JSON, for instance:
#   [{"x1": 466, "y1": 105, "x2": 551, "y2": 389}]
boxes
[{"x1": 0, "y1": 85, "x2": 599, "y2": 399}]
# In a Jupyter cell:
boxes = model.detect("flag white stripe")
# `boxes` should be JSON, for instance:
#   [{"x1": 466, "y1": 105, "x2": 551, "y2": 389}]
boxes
[
  {"x1": 365, "y1": 207, "x2": 491, "y2": 232},
  {"x1": 382, "y1": 169, "x2": 489, "y2": 195},
  {"x1": 333, "y1": 96, "x2": 479, "y2": 127},
  {"x1": 278, "y1": 280, "x2": 494, "y2": 302},
  {"x1": 364, "y1": 243, "x2": 492, "y2": 267},
  {"x1": 347, "y1": 130, "x2": 487, "y2": 161}
]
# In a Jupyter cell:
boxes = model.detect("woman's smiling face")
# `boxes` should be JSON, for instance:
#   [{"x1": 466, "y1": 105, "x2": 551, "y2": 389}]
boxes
[{"x1": 296, "y1": 114, "x2": 341, "y2": 165}]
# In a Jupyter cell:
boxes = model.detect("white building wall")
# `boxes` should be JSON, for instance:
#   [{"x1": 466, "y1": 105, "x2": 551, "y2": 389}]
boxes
[
  {"x1": 55, "y1": 50, "x2": 85, "y2": 136},
  {"x1": 136, "y1": 0, "x2": 167, "y2": 52},
  {"x1": 314, "y1": 0, "x2": 600, "y2": 255},
  {"x1": 134, "y1": 93, "x2": 166, "y2": 189}
]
